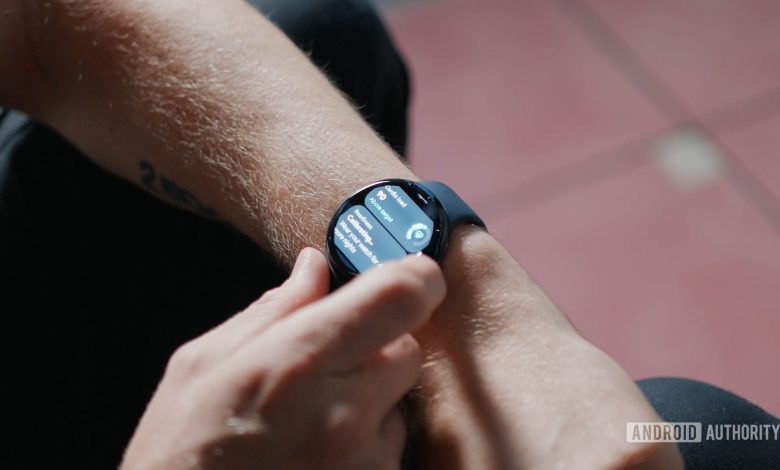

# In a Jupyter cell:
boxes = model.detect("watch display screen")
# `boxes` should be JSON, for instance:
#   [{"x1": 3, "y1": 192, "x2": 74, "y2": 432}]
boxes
[{"x1": 332, "y1": 184, "x2": 435, "y2": 273}]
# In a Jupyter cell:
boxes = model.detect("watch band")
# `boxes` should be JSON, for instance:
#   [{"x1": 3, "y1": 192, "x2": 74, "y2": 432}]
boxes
[{"x1": 419, "y1": 180, "x2": 486, "y2": 231}]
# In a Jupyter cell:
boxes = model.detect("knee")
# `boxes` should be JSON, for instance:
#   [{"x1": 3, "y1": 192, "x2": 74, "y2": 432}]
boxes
[
  {"x1": 251, "y1": 0, "x2": 410, "y2": 154},
  {"x1": 638, "y1": 377, "x2": 780, "y2": 470},
  {"x1": 637, "y1": 377, "x2": 777, "y2": 424},
  {"x1": 252, "y1": 0, "x2": 397, "y2": 57}
]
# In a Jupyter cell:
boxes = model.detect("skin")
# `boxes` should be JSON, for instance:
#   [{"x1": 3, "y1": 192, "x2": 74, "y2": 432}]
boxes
[
  {"x1": 0, "y1": 0, "x2": 683, "y2": 468},
  {"x1": 121, "y1": 250, "x2": 446, "y2": 470}
]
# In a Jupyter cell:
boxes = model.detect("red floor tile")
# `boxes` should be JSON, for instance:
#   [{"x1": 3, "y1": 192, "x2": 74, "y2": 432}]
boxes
[
  {"x1": 385, "y1": 0, "x2": 667, "y2": 202},
  {"x1": 720, "y1": 113, "x2": 780, "y2": 202},
  {"x1": 382, "y1": 0, "x2": 780, "y2": 416},
  {"x1": 581, "y1": 0, "x2": 780, "y2": 117},
  {"x1": 488, "y1": 153, "x2": 780, "y2": 416}
]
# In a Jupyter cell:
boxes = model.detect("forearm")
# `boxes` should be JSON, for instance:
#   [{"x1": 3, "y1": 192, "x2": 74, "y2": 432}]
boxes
[{"x1": 19, "y1": 0, "x2": 411, "y2": 265}]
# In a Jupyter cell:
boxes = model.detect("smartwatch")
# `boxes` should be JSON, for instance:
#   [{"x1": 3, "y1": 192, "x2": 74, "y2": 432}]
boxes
[{"x1": 325, "y1": 179, "x2": 486, "y2": 286}]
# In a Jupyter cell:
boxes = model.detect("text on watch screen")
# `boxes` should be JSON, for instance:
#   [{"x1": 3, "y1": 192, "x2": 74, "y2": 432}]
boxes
[{"x1": 334, "y1": 185, "x2": 434, "y2": 273}]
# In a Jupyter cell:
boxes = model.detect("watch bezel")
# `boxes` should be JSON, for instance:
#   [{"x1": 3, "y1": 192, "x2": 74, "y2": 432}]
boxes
[{"x1": 325, "y1": 179, "x2": 450, "y2": 283}]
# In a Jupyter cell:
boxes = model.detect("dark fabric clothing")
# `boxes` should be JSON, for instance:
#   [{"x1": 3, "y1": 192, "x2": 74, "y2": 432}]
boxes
[
  {"x1": 0, "y1": 1, "x2": 776, "y2": 469},
  {"x1": 639, "y1": 378, "x2": 780, "y2": 469}
]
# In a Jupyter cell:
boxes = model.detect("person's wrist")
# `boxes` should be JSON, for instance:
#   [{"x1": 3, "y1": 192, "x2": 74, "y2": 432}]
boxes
[{"x1": 419, "y1": 224, "x2": 577, "y2": 350}]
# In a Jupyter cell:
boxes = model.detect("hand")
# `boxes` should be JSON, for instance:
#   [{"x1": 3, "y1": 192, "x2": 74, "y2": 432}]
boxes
[
  {"x1": 121, "y1": 249, "x2": 446, "y2": 470},
  {"x1": 410, "y1": 227, "x2": 683, "y2": 469}
]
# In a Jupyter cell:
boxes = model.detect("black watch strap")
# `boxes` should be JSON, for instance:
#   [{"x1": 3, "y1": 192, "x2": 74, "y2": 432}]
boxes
[{"x1": 419, "y1": 180, "x2": 486, "y2": 231}]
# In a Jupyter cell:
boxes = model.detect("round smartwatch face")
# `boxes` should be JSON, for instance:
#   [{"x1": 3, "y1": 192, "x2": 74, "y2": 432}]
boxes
[{"x1": 327, "y1": 180, "x2": 448, "y2": 280}]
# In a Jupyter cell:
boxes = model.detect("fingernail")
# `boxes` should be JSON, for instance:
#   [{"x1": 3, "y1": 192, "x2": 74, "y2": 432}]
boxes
[
  {"x1": 400, "y1": 253, "x2": 445, "y2": 299},
  {"x1": 400, "y1": 252, "x2": 424, "y2": 264}
]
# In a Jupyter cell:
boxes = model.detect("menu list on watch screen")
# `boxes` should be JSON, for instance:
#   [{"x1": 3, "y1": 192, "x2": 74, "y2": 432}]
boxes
[{"x1": 334, "y1": 185, "x2": 434, "y2": 273}]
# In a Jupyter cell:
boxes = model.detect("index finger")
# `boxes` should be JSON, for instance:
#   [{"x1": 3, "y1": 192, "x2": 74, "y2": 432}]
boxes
[{"x1": 276, "y1": 254, "x2": 446, "y2": 369}]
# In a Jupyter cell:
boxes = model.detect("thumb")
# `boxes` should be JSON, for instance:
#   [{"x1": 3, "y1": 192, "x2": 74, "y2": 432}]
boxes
[
  {"x1": 198, "y1": 248, "x2": 331, "y2": 358},
  {"x1": 272, "y1": 247, "x2": 332, "y2": 307}
]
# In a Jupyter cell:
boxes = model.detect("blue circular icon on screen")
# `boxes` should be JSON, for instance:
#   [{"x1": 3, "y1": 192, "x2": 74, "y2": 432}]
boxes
[{"x1": 406, "y1": 223, "x2": 431, "y2": 247}]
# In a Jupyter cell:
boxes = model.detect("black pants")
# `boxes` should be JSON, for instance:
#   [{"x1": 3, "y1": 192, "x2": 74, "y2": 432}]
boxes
[{"x1": 0, "y1": 1, "x2": 776, "y2": 468}]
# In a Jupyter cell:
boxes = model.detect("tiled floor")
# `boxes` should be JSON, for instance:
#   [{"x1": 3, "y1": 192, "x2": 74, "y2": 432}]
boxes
[{"x1": 380, "y1": 0, "x2": 780, "y2": 415}]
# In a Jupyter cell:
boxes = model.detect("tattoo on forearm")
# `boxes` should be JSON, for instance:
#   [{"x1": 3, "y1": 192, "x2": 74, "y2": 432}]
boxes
[{"x1": 139, "y1": 161, "x2": 221, "y2": 220}]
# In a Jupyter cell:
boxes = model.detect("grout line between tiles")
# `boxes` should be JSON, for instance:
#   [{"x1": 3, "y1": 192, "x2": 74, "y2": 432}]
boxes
[
  {"x1": 702, "y1": 86, "x2": 780, "y2": 136},
  {"x1": 475, "y1": 126, "x2": 673, "y2": 221},
  {"x1": 480, "y1": 0, "x2": 780, "y2": 231},
  {"x1": 548, "y1": 0, "x2": 689, "y2": 122}
]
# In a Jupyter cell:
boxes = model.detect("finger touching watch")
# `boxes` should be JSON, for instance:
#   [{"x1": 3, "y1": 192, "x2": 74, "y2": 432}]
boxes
[{"x1": 325, "y1": 179, "x2": 486, "y2": 286}]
